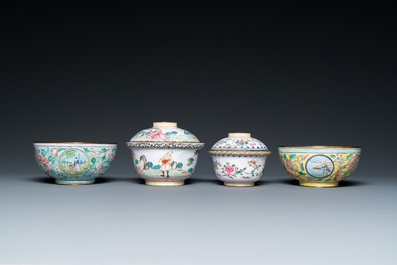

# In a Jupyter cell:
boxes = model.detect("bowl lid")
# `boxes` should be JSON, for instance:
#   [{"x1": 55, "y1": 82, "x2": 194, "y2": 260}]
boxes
[
  {"x1": 210, "y1": 133, "x2": 269, "y2": 150},
  {"x1": 128, "y1": 122, "x2": 201, "y2": 143}
]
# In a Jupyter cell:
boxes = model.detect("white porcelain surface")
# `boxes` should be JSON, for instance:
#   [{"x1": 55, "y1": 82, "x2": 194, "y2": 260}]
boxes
[
  {"x1": 208, "y1": 133, "x2": 271, "y2": 187},
  {"x1": 127, "y1": 122, "x2": 204, "y2": 186}
]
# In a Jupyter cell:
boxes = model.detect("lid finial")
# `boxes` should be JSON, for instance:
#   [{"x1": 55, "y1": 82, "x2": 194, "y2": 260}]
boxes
[
  {"x1": 228, "y1": 132, "x2": 251, "y2": 138},
  {"x1": 153, "y1": 122, "x2": 177, "y2": 128}
]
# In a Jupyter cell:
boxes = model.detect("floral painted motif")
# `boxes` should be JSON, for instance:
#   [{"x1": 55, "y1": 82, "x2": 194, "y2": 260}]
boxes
[
  {"x1": 214, "y1": 159, "x2": 263, "y2": 180},
  {"x1": 211, "y1": 137, "x2": 268, "y2": 150},
  {"x1": 131, "y1": 127, "x2": 199, "y2": 142},
  {"x1": 279, "y1": 153, "x2": 361, "y2": 182},
  {"x1": 133, "y1": 150, "x2": 198, "y2": 178},
  {"x1": 146, "y1": 129, "x2": 169, "y2": 139},
  {"x1": 34, "y1": 145, "x2": 117, "y2": 182}
]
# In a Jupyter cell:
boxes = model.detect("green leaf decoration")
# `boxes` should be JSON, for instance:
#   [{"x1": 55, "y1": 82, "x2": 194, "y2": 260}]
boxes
[
  {"x1": 346, "y1": 154, "x2": 353, "y2": 160},
  {"x1": 289, "y1": 154, "x2": 296, "y2": 160},
  {"x1": 48, "y1": 156, "x2": 56, "y2": 163},
  {"x1": 341, "y1": 165, "x2": 345, "y2": 169},
  {"x1": 102, "y1": 161, "x2": 112, "y2": 166},
  {"x1": 300, "y1": 164, "x2": 304, "y2": 171},
  {"x1": 83, "y1": 148, "x2": 90, "y2": 153},
  {"x1": 187, "y1": 158, "x2": 194, "y2": 166},
  {"x1": 330, "y1": 155, "x2": 336, "y2": 158},
  {"x1": 91, "y1": 157, "x2": 96, "y2": 164},
  {"x1": 283, "y1": 154, "x2": 287, "y2": 160},
  {"x1": 102, "y1": 148, "x2": 106, "y2": 153},
  {"x1": 64, "y1": 150, "x2": 76, "y2": 159},
  {"x1": 41, "y1": 150, "x2": 47, "y2": 156},
  {"x1": 102, "y1": 156, "x2": 106, "y2": 161},
  {"x1": 298, "y1": 172, "x2": 306, "y2": 175}
]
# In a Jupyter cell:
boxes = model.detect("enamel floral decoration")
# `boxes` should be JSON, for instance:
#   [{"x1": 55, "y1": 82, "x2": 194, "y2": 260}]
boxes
[
  {"x1": 127, "y1": 122, "x2": 204, "y2": 186},
  {"x1": 208, "y1": 133, "x2": 271, "y2": 186},
  {"x1": 33, "y1": 142, "x2": 117, "y2": 185},
  {"x1": 278, "y1": 146, "x2": 362, "y2": 187}
]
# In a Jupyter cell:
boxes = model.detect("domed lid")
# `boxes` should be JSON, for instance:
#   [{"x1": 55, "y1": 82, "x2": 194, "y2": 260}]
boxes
[
  {"x1": 129, "y1": 122, "x2": 200, "y2": 142},
  {"x1": 211, "y1": 133, "x2": 268, "y2": 150},
  {"x1": 208, "y1": 132, "x2": 270, "y2": 155},
  {"x1": 127, "y1": 122, "x2": 204, "y2": 150}
]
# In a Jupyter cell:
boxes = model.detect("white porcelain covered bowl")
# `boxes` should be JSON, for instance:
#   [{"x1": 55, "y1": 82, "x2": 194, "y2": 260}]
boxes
[
  {"x1": 126, "y1": 122, "x2": 204, "y2": 186},
  {"x1": 208, "y1": 133, "x2": 271, "y2": 186}
]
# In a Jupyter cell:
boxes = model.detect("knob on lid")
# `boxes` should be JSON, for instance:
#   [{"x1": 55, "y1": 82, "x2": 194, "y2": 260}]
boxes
[
  {"x1": 228, "y1": 132, "x2": 251, "y2": 138},
  {"x1": 129, "y1": 121, "x2": 200, "y2": 143},
  {"x1": 153, "y1": 122, "x2": 177, "y2": 128},
  {"x1": 210, "y1": 132, "x2": 268, "y2": 150}
]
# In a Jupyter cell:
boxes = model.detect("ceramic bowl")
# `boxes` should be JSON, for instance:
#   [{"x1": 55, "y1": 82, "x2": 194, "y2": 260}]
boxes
[
  {"x1": 208, "y1": 133, "x2": 271, "y2": 187},
  {"x1": 278, "y1": 146, "x2": 362, "y2": 187},
  {"x1": 126, "y1": 122, "x2": 204, "y2": 186},
  {"x1": 33, "y1": 142, "x2": 117, "y2": 185}
]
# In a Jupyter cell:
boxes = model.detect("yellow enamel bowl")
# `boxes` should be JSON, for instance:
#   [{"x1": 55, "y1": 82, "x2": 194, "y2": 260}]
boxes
[{"x1": 278, "y1": 146, "x2": 361, "y2": 187}]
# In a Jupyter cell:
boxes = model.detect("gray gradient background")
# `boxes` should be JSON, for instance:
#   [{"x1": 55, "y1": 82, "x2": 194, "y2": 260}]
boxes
[{"x1": 1, "y1": 3, "x2": 396, "y2": 265}]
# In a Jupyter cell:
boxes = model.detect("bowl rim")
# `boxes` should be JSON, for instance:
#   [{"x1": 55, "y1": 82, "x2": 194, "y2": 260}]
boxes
[
  {"x1": 208, "y1": 149, "x2": 271, "y2": 155},
  {"x1": 33, "y1": 141, "x2": 118, "y2": 146},
  {"x1": 278, "y1": 145, "x2": 361, "y2": 149}
]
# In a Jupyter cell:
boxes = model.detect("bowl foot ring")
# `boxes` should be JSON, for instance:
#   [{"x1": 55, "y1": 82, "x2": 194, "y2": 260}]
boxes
[
  {"x1": 145, "y1": 180, "x2": 185, "y2": 186},
  {"x1": 224, "y1": 182, "x2": 255, "y2": 187},
  {"x1": 55, "y1": 180, "x2": 95, "y2": 185},
  {"x1": 299, "y1": 181, "x2": 338, "y2": 188}
]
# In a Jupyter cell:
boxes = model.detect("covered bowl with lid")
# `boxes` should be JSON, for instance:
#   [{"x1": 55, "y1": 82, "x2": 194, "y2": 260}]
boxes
[
  {"x1": 126, "y1": 122, "x2": 204, "y2": 186},
  {"x1": 208, "y1": 133, "x2": 271, "y2": 187}
]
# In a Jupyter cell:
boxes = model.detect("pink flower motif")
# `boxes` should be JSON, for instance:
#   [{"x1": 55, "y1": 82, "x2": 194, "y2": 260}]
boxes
[
  {"x1": 285, "y1": 160, "x2": 299, "y2": 177},
  {"x1": 146, "y1": 129, "x2": 168, "y2": 139},
  {"x1": 346, "y1": 155, "x2": 358, "y2": 170},
  {"x1": 51, "y1": 148, "x2": 58, "y2": 156},
  {"x1": 300, "y1": 154, "x2": 309, "y2": 161},
  {"x1": 104, "y1": 149, "x2": 111, "y2": 159},
  {"x1": 249, "y1": 160, "x2": 259, "y2": 166},
  {"x1": 334, "y1": 155, "x2": 343, "y2": 164},
  {"x1": 224, "y1": 166, "x2": 235, "y2": 174},
  {"x1": 39, "y1": 155, "x2": 52, "y2": 169},
  {"x1": 35, "y1": 148, "x2": 39, "y2": 157},
  {"x1": 44, "y1": 169, "x2": 49, "y2": 175},
  {"x1": 111, "y1": 152, "x2": 115, "y2": 160},
  {"x1": 333, "y1": 168, "x2": 342, "y2": 181}
]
